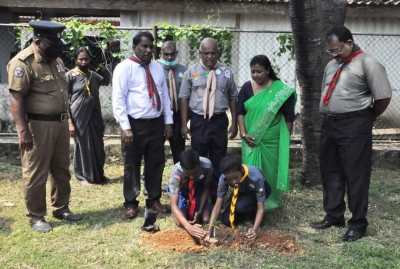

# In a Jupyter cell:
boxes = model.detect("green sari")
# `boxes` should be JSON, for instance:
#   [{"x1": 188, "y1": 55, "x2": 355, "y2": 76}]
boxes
[{"x1": 242, "y1": 80, "x2": 296, "y2": 211}]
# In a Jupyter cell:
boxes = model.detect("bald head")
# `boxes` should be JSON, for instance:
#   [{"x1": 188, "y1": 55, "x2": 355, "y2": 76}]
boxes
[{"x1": 199, "y1": 38, "x2": 219, "y2": 69}]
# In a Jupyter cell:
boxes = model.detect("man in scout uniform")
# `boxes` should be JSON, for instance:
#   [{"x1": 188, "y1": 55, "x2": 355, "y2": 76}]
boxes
[
  {"x1": 166, "y1": 149, "x2": 213, "y2": 239},
  {"x1": 179, "y1": 37, "x2": 238, "y2": 204},
  {"x1": 7, "y1": 20, "x2": 82, "y2": 233},
  {"x1": 310, "y1": 26, "x2": 392, "y2": 242},
  {"x1": 206, "y1": 155, "x2": 271, "y2": 241},
  {"x1": 160, "y1": 41, "x2": 188, "y2": 164}
]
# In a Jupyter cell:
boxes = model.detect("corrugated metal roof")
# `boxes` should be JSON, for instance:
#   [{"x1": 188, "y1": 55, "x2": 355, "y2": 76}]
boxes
[{"x1": 212, "y1": 0, "x2": 400, "y2": 5}]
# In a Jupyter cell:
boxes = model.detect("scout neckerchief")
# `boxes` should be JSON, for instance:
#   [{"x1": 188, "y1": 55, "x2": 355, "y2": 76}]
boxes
[
  {"x1": 129, "y1": 56, "x2": 161, "y2": 111},
  {"x1": 73, "y1": 67, "x2": 93, "y2": 98},
  {"x1": 199, "y1": 59, "x2": 219, "y2": 119},
  {"x1": 188, "y1": 178, "x2": 196, "y2": 220},
  {"x1": 323, "y1": 45, "x2": 363, "y2": 106},
  {"x1": 229, "y1": 164, "x2": 249, "y2": 229},
  {"x1": 162, "y1": 63, "x2": 179, "y2": 111}
]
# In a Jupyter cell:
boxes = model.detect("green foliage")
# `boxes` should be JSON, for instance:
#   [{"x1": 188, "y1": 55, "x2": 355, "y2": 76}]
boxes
[
  {"x1": 274, "y1": 33, "x2": 295, "y2": 61},
  {"x1": 155, "y1": 19, "x2": 235, "y2": 65},
  {"x1": 59, "y1": 18, "x2": 130, "y2": 66}
]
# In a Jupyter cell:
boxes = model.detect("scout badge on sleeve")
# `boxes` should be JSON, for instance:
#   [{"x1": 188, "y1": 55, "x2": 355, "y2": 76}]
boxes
[
  {"x1": 141, "y1": 208, "x2": 159, "y2": 232},
  {"x1": 14, "y1": 66, "x2": 25, "y2": 78}
]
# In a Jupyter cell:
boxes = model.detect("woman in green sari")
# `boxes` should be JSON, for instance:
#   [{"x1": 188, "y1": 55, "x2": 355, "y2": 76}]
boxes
[{"x1": 237, "y1": 55, "x2": 296, "y2": 211}]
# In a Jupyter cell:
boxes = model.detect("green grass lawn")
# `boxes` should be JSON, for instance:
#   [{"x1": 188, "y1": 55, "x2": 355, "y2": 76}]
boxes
[{"x1": 0, "y1": 162, "x2": 399, "y2": 269}]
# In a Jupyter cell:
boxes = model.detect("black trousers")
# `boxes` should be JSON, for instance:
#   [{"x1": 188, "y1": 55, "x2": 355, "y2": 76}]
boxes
[
  {"x1": 190, "y1": 112, "x2": 228, "y2": 202},
  {"x1": 122, "y1": 115, "x2": 165, "y2": 208},
  {"x1": 221, "y1": 192, "x2": 258, "y2": 227},
  {"x1": 168, "y1": 111, "x2": 186, "y2": 164},
  {"x1": 319, "y1": 109, "x2": 373, "y2": 232}
]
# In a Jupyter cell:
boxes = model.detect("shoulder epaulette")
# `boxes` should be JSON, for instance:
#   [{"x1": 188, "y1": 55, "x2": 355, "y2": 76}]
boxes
[{"x1": 17, "y1": 48, "x2": 34, "y2": 61}]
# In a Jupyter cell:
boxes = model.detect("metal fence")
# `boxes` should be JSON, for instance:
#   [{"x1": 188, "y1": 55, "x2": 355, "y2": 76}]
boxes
[{"x1": 0, "y1": 24, "x2": 399, "y2": 139}]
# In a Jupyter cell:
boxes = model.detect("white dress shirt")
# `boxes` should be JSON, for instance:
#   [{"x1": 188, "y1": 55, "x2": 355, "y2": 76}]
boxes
[{"x1": 112, "y1": 58, "x2": 174, "y2": 130}]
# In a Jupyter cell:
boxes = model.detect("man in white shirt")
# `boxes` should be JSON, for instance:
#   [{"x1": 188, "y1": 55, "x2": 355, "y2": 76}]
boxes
[{"x1": 112, "y1": 31, "x2": 173, "y2": 218}]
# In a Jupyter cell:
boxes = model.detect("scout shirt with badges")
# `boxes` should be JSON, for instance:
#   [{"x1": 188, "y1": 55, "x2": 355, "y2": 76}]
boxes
[
  {"x1": 179, "y1": 63, "x2": 238, "y2": 115},
  {"x1": 163, "y1": 63, "x2": 187, "y2": 109},
  {"x1": 7, "y1": 43, "x2": 68, "y2": 115},
  {"x1": 319, "y1": 52, "x2": 392, "y2": 114},
  {"x1": 168, "y1": 157, "x2": 213, "y2": 195},
  {"x1": 217, "y1": 165, "x2": 271, "y2": 203}
]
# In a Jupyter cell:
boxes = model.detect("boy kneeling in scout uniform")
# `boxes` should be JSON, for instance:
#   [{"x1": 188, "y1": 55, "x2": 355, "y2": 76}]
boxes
[
  {"x1": 166, "y1": 149, "x2": 213, "y2": 239},
  {"x1": 206, "y1": 155, "x2": 271, "y2": 240}
]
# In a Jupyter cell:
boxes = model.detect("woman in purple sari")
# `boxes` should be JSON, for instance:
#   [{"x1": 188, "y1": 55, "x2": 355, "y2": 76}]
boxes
[{"x1": 66, "y1": 47, "x2": 108, "y2": 185}]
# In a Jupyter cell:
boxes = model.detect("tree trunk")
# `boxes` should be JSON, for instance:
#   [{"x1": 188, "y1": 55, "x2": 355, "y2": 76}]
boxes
[{"x1": 289, "y1": 0, "x2": 347, "y2": 187}]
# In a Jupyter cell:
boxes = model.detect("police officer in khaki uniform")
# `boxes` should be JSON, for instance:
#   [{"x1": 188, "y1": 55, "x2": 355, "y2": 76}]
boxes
[
  {"x1": 179, "y1": 37, "x2": 238, "y2": 204},
  {"x1": 7, "y1": 20, "x2": 82, "y2": 233}
]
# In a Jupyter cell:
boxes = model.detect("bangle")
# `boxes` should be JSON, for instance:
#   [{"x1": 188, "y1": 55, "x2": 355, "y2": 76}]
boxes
[{"x1": 241, "y1": 132, "x2": 246, "y2": 138}]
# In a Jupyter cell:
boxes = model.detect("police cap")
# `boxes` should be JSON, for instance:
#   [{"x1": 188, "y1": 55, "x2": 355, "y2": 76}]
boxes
[{"x1": 29, "y1": 20, "x2": 66, "y2": 43}]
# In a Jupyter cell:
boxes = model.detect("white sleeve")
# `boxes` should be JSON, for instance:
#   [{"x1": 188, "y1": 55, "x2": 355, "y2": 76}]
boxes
[{"x1": 112, "y1": 63, "x2": 131, "y2": 130}]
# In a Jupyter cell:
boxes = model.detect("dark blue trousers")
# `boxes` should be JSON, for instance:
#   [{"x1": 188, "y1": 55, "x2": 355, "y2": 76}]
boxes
[
  {"x1": 320, "y1": 109, "x2": 373, "y2": 232},
  {"x1": 190, "y1": 112, "x2": 228, "y2": 203}
]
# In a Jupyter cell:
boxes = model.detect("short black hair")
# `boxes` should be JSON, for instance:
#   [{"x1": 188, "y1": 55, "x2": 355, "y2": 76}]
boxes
[
  {"x1": 220, "y1": 155, "x2": 242, "y2": 174},
  {"x1": 132, "y1": 31, "x2": 154, "y2": 46},
  {"x1": 326, "y1": 26, "x2": 353, "y2": 43},
  {"x1": 250, "y1": 55, "x2": 279, "y2": 81},
  {"x1": 179, "y1": 150, "x2": 200, "y2": 170},
  {"x1": 73, "y1": 47, "x2": 90, "y2": 60}
]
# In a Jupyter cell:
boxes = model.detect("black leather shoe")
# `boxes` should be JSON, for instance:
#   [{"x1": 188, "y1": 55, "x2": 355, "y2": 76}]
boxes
[
  {"x1": 342, "y1": 230, "x2": 365, "y2": 242},
  {"x1": 54, "y1": 212, "x2": 83, "y2": 222},
  {"x1": 31, "y1": 220, "x2": 52, "y2": 233},
  {"x1": 310, "y1": 220, "x2": 345, "y2": 229}
]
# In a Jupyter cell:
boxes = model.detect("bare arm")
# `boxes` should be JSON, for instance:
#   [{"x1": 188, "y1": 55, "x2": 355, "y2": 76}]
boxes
[
  {"x1": 246, "y1": 202, "x2": 264, "y2": 240},
  {"x1": 286, "y1": 122, "x2": 293, "y2": 134},
  {"x1": 170, "y1": 193, "x2": 205, "y2": 238},
  {"x1": 228, "y1": 99, "x2": 238, "y2": 139},
  {"x1": 206, "y1": 197, "x2": 223, "y2": 240},
  {"x1": 9, "y1": 90, "x2": 33, "y2": 151},
  {"x1": 372, "y1": 98, "x2": 391, "y2": 120},
  {"x1": 180, "y1": 98, "x2": 191, "y2": 139}
]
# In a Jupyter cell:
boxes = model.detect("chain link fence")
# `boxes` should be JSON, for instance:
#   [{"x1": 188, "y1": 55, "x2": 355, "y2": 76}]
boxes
[{"x1": 0, "y1": 24, "x2": 399, "y2": 139}]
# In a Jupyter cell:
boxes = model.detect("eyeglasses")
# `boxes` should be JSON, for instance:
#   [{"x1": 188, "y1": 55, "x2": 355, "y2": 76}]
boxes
[{"x1": 326, "y1": 43, "x2": 345, "y2": 55}]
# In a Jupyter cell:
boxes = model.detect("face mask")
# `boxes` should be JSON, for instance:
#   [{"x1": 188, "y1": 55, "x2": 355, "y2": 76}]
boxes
[
  {"x1": 76, "y1": 64, "x2": 89, "y2": 73},
  {"x1": 161, "y1": 59, "x2": 178, "y2": 67},
  {"x1": 43, "y1": 44, "x2": 62, "y2": 59}
]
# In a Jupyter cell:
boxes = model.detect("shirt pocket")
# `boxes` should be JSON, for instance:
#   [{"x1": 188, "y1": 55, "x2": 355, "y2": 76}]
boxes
[
  {"x1": 192, "y1": 78, "x2": 206, "y2": 92},
  {"x1": 33, "y1": 74, "x2": 57, "y2": 93}
]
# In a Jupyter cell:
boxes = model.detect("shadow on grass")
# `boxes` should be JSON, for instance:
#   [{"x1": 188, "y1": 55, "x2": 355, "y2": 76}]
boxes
[
  {"x1": 0, "y1": 216, "x2": 14, "y2": 235},
  {"x1": 50, "y1": 205, "x2": 171, "y2": 231}
]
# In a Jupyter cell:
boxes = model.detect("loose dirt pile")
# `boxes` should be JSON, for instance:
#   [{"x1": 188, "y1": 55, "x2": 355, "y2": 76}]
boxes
[{"x1": 139, "y1": 226, "x2": 302, "y2": 255}]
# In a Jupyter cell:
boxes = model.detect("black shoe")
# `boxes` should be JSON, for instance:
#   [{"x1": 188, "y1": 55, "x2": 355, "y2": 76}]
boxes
[
  {"x1": 54, "y1": 212, "x2": 83, "y2": 222},
  {"x1": 342, "y1": 230, "x2": 365, "y2": 242},
  {"x1": 310, "y1": 220, "x2": 345, "y2": 229},
  {"x1": 31, "y1": 220, "x2": 52, "y2": 233}
]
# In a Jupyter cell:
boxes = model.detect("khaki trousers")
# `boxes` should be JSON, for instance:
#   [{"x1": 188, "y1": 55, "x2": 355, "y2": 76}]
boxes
[{"x1": 21, "y1": 120, "x2": 71, "y2": 222}]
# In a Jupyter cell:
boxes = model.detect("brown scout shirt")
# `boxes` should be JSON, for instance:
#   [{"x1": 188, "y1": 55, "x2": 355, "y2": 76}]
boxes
[{"x1": 7, "y1": 43, "x2": 68, "y2": 115}]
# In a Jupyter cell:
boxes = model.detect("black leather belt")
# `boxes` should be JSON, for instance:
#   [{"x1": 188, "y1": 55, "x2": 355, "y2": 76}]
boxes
[
  {"x1": 27, "y1": 112, "x2": 68, "y2": 122},
  {"x1": 130, "y1": 115, "x2": 161, "y2": 122},
  {"x1": 323, "y1": 108, "x2": 369, "y2": 121}
]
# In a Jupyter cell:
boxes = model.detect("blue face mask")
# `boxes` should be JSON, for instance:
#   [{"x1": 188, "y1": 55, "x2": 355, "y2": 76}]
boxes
[{"x1": 161, "y1": 59, "x2": 178, "y2": 67}]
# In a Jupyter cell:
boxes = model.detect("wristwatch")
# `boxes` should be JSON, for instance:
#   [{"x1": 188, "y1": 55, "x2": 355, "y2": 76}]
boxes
[{"x1": 241, "y1": 132, "x2": 246, "y2": 138}]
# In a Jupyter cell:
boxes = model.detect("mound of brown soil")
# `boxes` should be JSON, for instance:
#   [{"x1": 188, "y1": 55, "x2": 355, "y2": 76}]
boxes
[{"x1": 139, "y1": 226, "x2": 301, "y2": 255}]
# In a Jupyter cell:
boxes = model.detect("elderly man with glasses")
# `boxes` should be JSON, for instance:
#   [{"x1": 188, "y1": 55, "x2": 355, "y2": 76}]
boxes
[{"x1": 310, "y1": 26, "x2": 392, "y2": 242}]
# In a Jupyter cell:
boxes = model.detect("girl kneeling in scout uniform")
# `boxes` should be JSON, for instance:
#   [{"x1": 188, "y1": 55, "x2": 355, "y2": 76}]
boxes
[
  {"x1": 166, "y1": 149, "x2": 213, "y2": 239},
  {"x1": 206, "y1": 155, "x2": 271, "y2": 240}
]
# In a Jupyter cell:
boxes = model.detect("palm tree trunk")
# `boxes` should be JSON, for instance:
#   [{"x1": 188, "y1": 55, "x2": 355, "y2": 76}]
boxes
[{"x1": 289, "y1": 0, "x2": 346, "y2": 187}]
